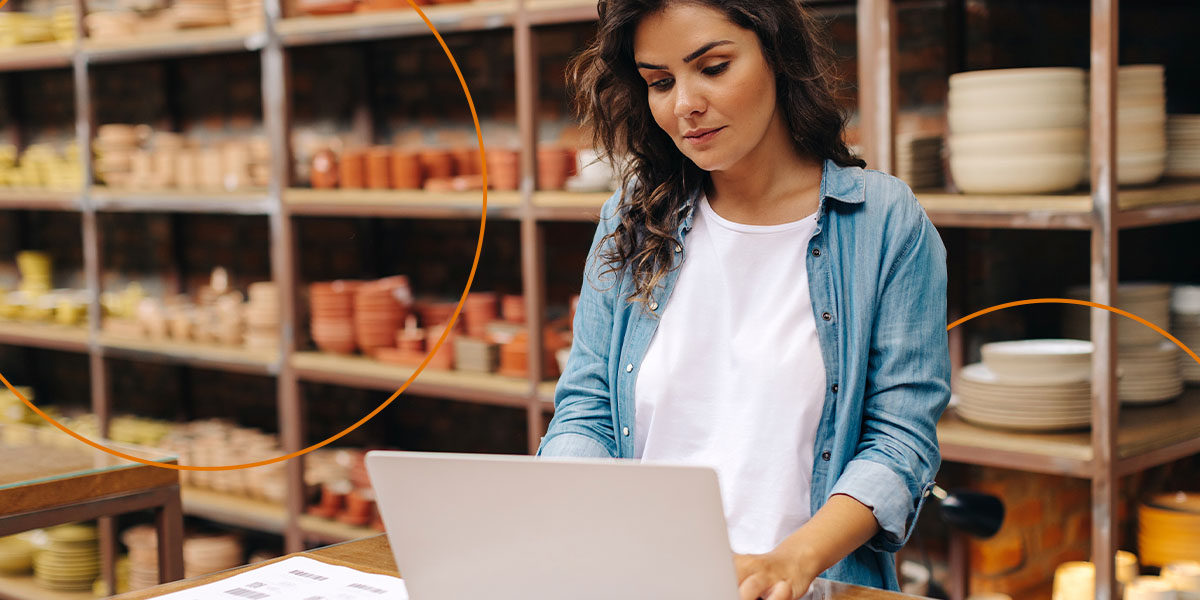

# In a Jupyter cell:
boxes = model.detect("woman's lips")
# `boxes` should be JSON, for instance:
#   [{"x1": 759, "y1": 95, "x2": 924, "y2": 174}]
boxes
[{"x1": 684, "y1": 127, "x2": 724, "y2": 146}]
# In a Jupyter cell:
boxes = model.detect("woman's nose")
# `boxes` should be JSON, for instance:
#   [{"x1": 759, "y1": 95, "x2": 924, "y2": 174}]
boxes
[{"x1": 673, "y1": 80, "x2": 705, "y2": 118}]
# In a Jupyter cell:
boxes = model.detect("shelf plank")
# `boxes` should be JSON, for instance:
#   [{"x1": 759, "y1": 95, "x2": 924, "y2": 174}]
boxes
[
  {"x1": 181, "y1": 487, "x2": 287, "y2": 534},
  {"x1": 525, "y1": 0, "x2": 598, "y2": 25},
  {"x1": 939, "y1": 387, "x2": 1200, "y2": 479},
  {"x1": 0, "y1": 321, "x2": 89, "y2": 353},
  {"x1": 298, "y1": 514, "x2": 380, "y2": 544},
  {"x1": 531, "y1": 190, "x2": 609, "y2": 221},
  {"x1": 277, "y1": 0, "x2": 516, "y2": 47},
  {"x1": 0, "y1": 189, "x2": 80, "y2": 211},
  {"x1": 90, "y1": 188, "x2": 273, "y2": 214},
  {"x1": 0, "y1": 572, "x2": 95, "y2": 600},
  {"x1": 99, "y1": 335, "x2": 279, "y2": 375},
  {"x1": 82, "y1": 27, "x2": 262, "y2": 63},
  {"x1": 283, "y1": 188, "x2": 520, "y2": 219},
  {"x1": 0, "y1": 42, "x2": 74, "y2": 72},
  {"x1": 292, "y1": 351, "x2": 533, "y2": 407}
]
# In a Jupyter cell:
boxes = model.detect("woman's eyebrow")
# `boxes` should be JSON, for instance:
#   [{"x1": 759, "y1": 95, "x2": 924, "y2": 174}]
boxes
[{"x1": 636, "y1": 40, "x2": 734, "y2": 70}]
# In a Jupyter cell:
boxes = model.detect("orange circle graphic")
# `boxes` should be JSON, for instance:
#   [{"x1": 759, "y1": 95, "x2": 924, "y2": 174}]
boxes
[{"x1": 0, "y1": 0, "x2": 489, "y2": 471}]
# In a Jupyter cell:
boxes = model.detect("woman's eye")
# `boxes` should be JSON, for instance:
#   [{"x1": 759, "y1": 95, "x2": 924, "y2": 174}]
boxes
[
  {"x1": 703, "y1": 62, "x2": 730, "y2": 76},
  {"x1": 649, "y1": 78, "x2": 674, "y2": 91}
]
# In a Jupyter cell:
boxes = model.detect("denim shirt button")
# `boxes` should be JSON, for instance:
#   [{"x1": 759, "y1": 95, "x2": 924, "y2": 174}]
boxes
[
  {"x1": 650, "y1": 301, "x2": 659, "y2": 311},
  {"x1": 812, "y1": 248, "x2": 821, "y2": 257},
  {"x1": 821, "y1": 450, "x2": 831, "y2": 461},
  {"x1": 831, "y1": 383, "x2": 839, "y2": 393},
  {"x1": 625, "y1": 364, "x2": 633, "y2": 373},
  {"x1": 822, "y1": 312, "x2": 832, "y2": 321},
  {"x1": 622, "y1": 427, "x2": 630, "y2": 437},
  {"x1": 674, "y1": 244, "x2": 682, "y2": 253}
]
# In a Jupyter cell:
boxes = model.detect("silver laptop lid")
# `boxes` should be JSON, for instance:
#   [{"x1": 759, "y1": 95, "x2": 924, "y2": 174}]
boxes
[{"x1": 365, "y1": 450, "x2": 739, "y2": 600}]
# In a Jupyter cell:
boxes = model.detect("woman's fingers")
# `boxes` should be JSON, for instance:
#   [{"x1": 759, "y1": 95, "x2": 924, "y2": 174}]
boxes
[
  {"x1": 765, "y1": 581, "x2": 793, "y2": 600},
  {"x1": 738, "y1": 572, "x2": 771, "y2": 600}
]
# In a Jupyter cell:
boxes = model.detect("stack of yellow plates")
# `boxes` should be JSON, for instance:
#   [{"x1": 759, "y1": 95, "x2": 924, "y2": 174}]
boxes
[
  {"x1": 52, "y1": 7, "x2": 76, "y2": 42},
  {"x1": 1139, "y1": 493, "x2": 1200, "y2": 567},
  {"x1": 16, "y1": 251, "x2": 52, "y2": 295},
  {"x1": 0, "y1": 386, "x2": 35, "y2": 424},
  {"x1": 0, "y1": 535, "x2": 34, "y2": 575},
  {"x1": 34, "y1": 525, "x2": 100, "y2": 592}
]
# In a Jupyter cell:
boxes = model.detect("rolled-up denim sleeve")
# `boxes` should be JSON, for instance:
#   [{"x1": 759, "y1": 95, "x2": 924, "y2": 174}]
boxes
[
  {"x1": 829, "y1": 194, "x2": 951, "y2": 553},
  {"x1": 536, "y1": 190, "x2": 625, "y2": 459}
]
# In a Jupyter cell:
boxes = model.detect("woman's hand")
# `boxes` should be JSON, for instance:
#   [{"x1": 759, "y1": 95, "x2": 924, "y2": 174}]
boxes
[{"x1": 734, "y1": 548, "x2": 818, "y2": 600}]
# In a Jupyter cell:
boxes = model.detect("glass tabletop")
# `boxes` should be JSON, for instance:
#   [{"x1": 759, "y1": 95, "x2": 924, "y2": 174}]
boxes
[{"x1": 0, "y1": 422, "x2": 178, "y2": 490}]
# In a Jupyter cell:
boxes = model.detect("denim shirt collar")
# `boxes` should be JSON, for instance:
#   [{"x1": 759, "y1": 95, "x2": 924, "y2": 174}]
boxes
[{"x1": 673, "y1": 158, "x2": 866, "y2": 237}]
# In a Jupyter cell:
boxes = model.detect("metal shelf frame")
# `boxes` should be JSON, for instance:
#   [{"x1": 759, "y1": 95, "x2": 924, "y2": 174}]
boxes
[{"x1": 0, "y1": 2, "x2": 1196, "y2": 598}]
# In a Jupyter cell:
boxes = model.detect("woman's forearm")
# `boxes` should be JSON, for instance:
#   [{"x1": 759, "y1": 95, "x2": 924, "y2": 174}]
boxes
[{"x1": 775, "y1": 493, "x2": 880, "y2": 581}]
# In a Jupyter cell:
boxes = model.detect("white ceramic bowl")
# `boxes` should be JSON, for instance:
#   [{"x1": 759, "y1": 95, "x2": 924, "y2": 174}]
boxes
[
  {"x1": 949, "y1": 83, "x2": 1084, "y2": 109},
  {"x1": 949, "y1": 105, "x2": 1087, "y2": 134},
  {"x1": 949, "y1": 128, "x2": 1086, "y2": 156},
  {"x1": 981, "y1": 339, "x2": 1093, "y2": 383},
  {"x1": 1118, "y1": 152, "x2": 1166, "y2": 185},
  {"x1": 949, "y1": 67, "x2": 1086, "y2": 92},
  {"x1": 950, "y1": 154, "x2": 1085, "y2": 194}
]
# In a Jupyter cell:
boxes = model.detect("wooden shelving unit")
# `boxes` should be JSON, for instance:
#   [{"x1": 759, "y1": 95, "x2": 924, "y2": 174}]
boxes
[
  {"x1": 181, "y1": 487, "x2": 288, "y2": 534},
  {"x1": 98, "y1": 335, "x2": 279, "y2": 375},
  {"x1": 0, "y1": 573, "x2": 95, "y2": 600},
  {"x1": 0, "y1": 2, "x2": 1197, "y2": 599}
]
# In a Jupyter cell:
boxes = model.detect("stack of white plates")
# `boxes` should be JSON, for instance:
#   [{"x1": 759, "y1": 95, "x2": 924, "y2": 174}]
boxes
[
  {"x1": 1167, "y1": 115, "x2": 1200, "y2": 177},
  {"x1": 1064, "y1": 283, "x2": 1181, "y2": 404},
  {"x1": 1162, "y1": 561, "x2": 1200, "y2": 597},
  {"x1": 947, "y1": 67, "x2": 1087, "y2": 194},
  {"x1": 896, "y1": 133, "x2": 943, "y2": 189},
  {"x1": 1119, "y1": 341, "x2": 1183, "y2": 404},
  {"x1": 1113, "y1": 65, "x2": 1167, "y2": 186},
  {"x1": 122, "y1": 525, "x2": 159, "y2": 591},
  {"x1": 183, "y1": 533, "x2": 242, "y2": 579},
  {"x1": 1171, "y1": 285, "x2": 1200, "y2": 384},
  {"x1": 955, "y1": 339, "x2": 1093, "y2": 431}
]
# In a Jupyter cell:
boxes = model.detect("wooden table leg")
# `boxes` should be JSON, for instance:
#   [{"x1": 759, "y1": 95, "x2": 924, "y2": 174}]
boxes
[
  {"x1": 949, "y1": 530, "x2": 970, "y2": 600},
  {"x1": 156, "y1": 486, "x2": 185, "y2": 584},
  {"x1": 100, "y1": 515, "x2": 118, "y2": 596}
]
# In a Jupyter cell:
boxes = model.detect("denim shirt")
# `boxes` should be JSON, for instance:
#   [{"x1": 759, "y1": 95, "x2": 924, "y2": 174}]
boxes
[{"x1": 536, "y1": 159, "x2": 951, "y2": 591}]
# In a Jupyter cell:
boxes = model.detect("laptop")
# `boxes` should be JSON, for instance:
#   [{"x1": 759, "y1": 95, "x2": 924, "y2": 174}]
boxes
[{"x1": 365, "y1": 450, "x2": 740, "y2": 600}]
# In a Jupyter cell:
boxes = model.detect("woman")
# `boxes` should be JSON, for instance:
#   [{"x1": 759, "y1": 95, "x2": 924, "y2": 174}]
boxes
[{"x1": 536, "y1": 1, "x2": 951, "y2": 598}]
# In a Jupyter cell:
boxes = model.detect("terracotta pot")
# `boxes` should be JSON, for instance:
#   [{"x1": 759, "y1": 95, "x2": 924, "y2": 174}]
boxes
[
  {"x1": 339, "y1": 148, "x2": 367, "y2": 189},
  {"x1": 425, "y1": 326, "x2": 455, "y2": 369},
  {"x1": 501, "y1": 294, "x2": 525, "y2": 324},
  {"x1": 391, "y1": 150, "x2": 423, "y2": 189},
  {"x1": 366, "y1": 146, "x2": 392, "y2": 189},
  {"x1": 451, "y1": 146, "x2": 479, "y2": 176},
  {"x1": 487, "y1": 149, "x2": 519, "y2": 190},
  {"x1": 311, "y1": 149, "x2": 338, "y2": 189},
  {"x1": 537, "y1": 146, "x2": 570, "y2": 190},
  {"x1": 419, "y1": 148, "x2": 455, "y2": 179}
]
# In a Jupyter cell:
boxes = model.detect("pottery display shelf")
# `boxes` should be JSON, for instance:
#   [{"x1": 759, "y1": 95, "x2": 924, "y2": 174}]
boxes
[{"x1": 0, "y1": 423, "x2": 184, "y2": 597}]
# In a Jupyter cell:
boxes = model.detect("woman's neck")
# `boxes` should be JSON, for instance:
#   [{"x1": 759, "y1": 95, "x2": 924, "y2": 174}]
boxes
[{"x1": 704, "y1": 119, "x2": 825, "y2": 226}]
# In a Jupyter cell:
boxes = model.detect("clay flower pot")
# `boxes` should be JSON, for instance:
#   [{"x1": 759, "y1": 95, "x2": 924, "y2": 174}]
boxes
[
  {"x1": 339, "y1": 148, "x2": 367, "y2": 189},
  {"x1": 366, "y1": 146, "x2": 392, "y2": 189},
  {"x1": 537, "y1": 145, "x2": 570, "y2": 190},
  {"x1": 391, "y1": 150, "x2": 423, "y2": 189},
  {"x1": 310, "y1": 149, "x2": 339, "y2": 189},
  {"x1": 487, "y1": 149, "x2": 520, "y2": 191}
]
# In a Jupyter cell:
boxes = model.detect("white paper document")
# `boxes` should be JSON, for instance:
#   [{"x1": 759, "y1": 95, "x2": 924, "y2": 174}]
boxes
[{"x1": 153, "y1": 555, "x2": 409, "y2": 600}]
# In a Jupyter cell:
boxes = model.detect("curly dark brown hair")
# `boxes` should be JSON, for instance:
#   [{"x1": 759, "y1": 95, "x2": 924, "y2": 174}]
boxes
[{"x1": 569, "y1": 0, "x2": 863, "y2": 307}]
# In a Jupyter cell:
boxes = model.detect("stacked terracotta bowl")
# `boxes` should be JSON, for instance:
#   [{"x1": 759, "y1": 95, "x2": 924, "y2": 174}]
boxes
[
  {"x1": 310, "y1": 280, "x2": 361, "y2": 354},
  {"x1": 1109, "y1": 65, "x2": 1168, "y2": 186},
  {"x1": 954, "y1": 339, "x2": 1093, "y2": 431},
  {"x1": 1167, "y1": 115, "x2": 1200, "y2": 177},
  {"x1": 244, "y1": 282, "x2": 280, "y2": 351},
  {"x1": 34, "y1": 524, "x2": 100, "y2": 592},
  {"x1": 183, "y1": 533, "x2": 242, "y2": 579},
  {"x1": 85, "y1": 11, "x2": 140, "y2": 41},
  {"x1": 948, "y1": 67, "x2": 1087, "y2": 194},
  {"x1": 462, "y1": 292, "x2": 498, "y2": 338},
  {"x1": 229, "y1": 0, "x2": 264, "y2": 29},
  {"x1": 122, "y1": 524, "x2": 160, "y2": 591},
  {"x1": 1171, "y1": 285, "x2": 1200, "y2": 384},
  {"x1": 94, "y1": 124, "x2": 145, "y2": 187},
  {"x1": 1064, "y1": 283, "x2": 1181, "y2": 404},
  {"x1": 1139, "y1": 492, "x2": 1200, "y2": 567},
  {"x1": 169, "y1": 0, "x2": 231, "y2": 28},
  {"x1": 353, "y1": 276, "x2": 412, "y2": 356}
]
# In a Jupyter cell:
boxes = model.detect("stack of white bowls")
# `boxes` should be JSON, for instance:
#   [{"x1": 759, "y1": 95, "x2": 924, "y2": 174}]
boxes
[
  {"x1": 947, "y1": 67, "x2": 1087, "y2": 194},
  {"x1": 954, "y1": 339, "x2": 1093, "y2": 432},
  {"x1": 1171, "y1": 285, "x2": 1200, "y2": 384},
  {"x1": 896, "y1": 133, "x2": 943, "y2": 189},
  {"x1": 1064, "y1": 283, "x2": 1182, "y2": 404},
  {"x1": 1166, "y1": 115, "x2": 1200, "y2": 177},
  {"x1": 1112, "y1": 65, "x2": 1167, "y2": 186}
]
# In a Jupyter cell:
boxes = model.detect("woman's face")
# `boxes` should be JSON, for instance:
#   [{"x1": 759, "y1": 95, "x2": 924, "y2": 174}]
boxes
[{"x1": 633, "y1": 2, "x2": 780, "y2": 173}]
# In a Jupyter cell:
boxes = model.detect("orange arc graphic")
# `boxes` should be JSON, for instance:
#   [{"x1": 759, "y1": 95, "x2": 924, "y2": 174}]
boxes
[{"x1": 0, "y1": 0, "x2": 490, "y2": 471}]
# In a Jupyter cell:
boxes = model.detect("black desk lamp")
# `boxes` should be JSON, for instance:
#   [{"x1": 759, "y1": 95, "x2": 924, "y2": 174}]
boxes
[{"x1": 931, "y1": 484, "x2": 1006, "y2": 539}]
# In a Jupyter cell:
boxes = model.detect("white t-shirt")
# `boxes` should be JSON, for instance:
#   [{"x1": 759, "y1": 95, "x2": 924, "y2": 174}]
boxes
[{"x1": 634, "y1": 193, "x2": 827, "y2": 555}]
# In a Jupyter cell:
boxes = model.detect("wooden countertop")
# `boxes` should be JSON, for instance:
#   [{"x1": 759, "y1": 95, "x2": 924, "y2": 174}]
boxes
[{"x1": 113, "y1": 534, "x2": 926, "y2": 599}]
